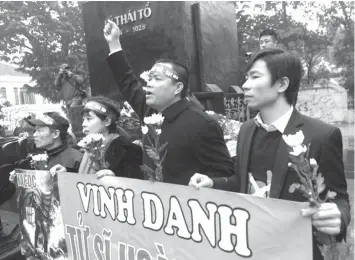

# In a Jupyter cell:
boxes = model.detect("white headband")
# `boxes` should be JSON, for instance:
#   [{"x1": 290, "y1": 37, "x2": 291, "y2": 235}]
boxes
[{"x1": 36, "y1": 114, "x2": 55, "y2": 125}]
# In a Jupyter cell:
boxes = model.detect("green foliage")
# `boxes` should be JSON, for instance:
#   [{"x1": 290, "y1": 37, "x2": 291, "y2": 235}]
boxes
[
  {"x1": 0, "y1": 1, "x2": 89, "y2": 102},
  {"x1": 324, "y1": 1, "x2": 355, "y2": 98},
  {"x1": 235, "y1": 1, "x2": 354, "y2": 97}
]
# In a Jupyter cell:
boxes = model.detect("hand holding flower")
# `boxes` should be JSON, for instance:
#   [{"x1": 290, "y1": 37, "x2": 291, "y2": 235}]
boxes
[
  {"x1": 283, "y1": 130, "x2": 341, "y2": 256},
  {"x1": 78, "y1": 134, "x2": 106, "y2": 172},
  {"x1": 301, "y1": 202, "x2": 342, "y2": 236},
  {"x1": 140, "y1": 113, "x2": 167, "y2": 182}
]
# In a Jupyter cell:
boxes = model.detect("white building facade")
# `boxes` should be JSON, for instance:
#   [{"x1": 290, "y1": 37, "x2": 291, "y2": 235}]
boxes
[{"x1": 0, "y1": 63, "x2": 49, "y2": 105}]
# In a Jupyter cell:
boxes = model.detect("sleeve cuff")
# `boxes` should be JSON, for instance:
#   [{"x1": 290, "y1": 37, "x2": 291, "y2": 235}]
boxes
[
  {"x1": 65, "y1": 167, "x2": 78, "y2": 173},
  {"x1": 109, "y1": 48, "x2": 123, "y2": 56},
  {"x1": 211, "y1": 177, "x2": 228, "y2": 190},
  {"x1": 335, "y1": 214, "x2": 348, "y2": 242}
]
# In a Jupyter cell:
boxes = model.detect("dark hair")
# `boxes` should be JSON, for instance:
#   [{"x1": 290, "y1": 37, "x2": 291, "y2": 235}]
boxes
[
  {"x1": 44, "y1": 112, "x2": 70, "y2": 144},
  {"x1": 82, "y1": 96, "x2": 121, "y2": 133},
  {"x1": 154, "y1": 59, "x2": 190, "y2": 98},
  {"x1": 246, "y1": 48, "x2": 302, "y2": 105},
  {"x1": 259, "y1": 29, "x2": 278, "y2": 40},
  {"x1": 46, "y1": 126, "x2": 68, "y2": 144},
  {"x1": 49, "y1": 131, "x2": 71, "y2": 145}
]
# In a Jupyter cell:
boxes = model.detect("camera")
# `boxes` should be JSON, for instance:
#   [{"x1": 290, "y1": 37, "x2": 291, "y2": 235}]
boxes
[{"x1": 60, "y1": 67, "x2": 70, "y2": 76}]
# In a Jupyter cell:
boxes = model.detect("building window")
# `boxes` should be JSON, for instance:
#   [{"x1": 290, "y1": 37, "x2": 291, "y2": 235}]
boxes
[
  {"x1": 20, "y1": 89, "x2": 25, "y2": 104},
  {"x1": 29, "y1": 92, "x2": 35, "y2": 104},
  {"x1": 14, "y1": 88, "x2": 19, "y2": 105},
  {"x1": 19, "y1": 89, "x2": 34, "y2": 104},
  {"x1": 0, "y1": 87, "x2": 6, "y2": 99}
]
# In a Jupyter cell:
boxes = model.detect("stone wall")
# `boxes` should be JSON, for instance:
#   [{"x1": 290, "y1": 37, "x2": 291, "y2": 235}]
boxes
[{"x1": 297, "y1": 87, "x2": 350, "y2": 124}]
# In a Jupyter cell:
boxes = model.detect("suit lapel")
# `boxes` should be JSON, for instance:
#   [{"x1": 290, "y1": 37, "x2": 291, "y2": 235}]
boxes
[
  {"x1": 239, "y1": 122, "x2": 257, "y2": 193},
  {"x1": 269, "y1": 110, "x2": 303, "y2": 198}
]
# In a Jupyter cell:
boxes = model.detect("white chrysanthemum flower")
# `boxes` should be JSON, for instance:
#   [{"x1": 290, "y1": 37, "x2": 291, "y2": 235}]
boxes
[
  {"x1": 78, "y1": 133, "x2": 104, "y2": 148},
  {"x1": 310, "y1": 158, "x2": 317, "y2": 166},
  {"x1": 32, "y1": 152, "x2": 48, "y2": 162},
  {"x1": 156, "y1": 129, "x2": 161, "y2": 135},
  {"x1": 290, "y1": 144, "x2": 307, "y2": 156},
  {"x1": 92, "y1": 133, "x2": 104, "y2": 142},
  {"x1": 144, "y1": 113, "x2": 164, "y2": 125},
  {"x1": 141, "y1": 125, "x2": 149, "y2": 134},
  {"x1": 282, "y1": 130, "x2": 305, "y2": 148},
  {"x1": 133, "y1": 140, "x2": 142, "y2": 146},
  {"x1": 77, "y1": 139, "x2": 86, "y2": 148}
]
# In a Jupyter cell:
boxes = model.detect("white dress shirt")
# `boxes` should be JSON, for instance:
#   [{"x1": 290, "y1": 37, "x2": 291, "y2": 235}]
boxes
[{"x1": 254, "y1": 106, "x2": 294, "y2": 134}]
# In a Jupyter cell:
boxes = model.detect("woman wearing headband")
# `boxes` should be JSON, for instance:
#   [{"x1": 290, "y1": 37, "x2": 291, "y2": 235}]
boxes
[{"x1": 51, "y1": 96, "x2": 143, "y2": 179}]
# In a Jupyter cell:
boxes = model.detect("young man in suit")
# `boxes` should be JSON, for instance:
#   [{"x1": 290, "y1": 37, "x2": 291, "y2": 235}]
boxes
[
  {"x1": 103, "y1": 21, "x2": 234, "y2": 185},
  {"x1": 189, "y1": 48, "x2": 350, "y2": 260}
]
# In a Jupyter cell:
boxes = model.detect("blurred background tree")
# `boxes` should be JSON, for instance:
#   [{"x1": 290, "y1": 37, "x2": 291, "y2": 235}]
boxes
[
  {"x1": 234, "y1": 1, "x2": 354, "y2": 106},
  {"x1": 0, "y1": 1, "x2": 89, "y2": 102}
]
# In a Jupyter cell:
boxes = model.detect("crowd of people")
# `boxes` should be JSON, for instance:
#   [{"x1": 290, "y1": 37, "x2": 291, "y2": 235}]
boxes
[{"x1": 0, "y1": 21, "x2": 350, "y2": 260}]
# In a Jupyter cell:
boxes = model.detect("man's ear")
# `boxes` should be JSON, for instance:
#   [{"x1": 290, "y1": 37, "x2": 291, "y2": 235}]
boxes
[
  {"x1": 174, "y1": 82, "x2": 184, "y2": 96},
  {"x1": 104, "y1": 117, "x2": 112, "y2": 127},
  {"x1": 278, "y1": 77, "x2": 290, "y2": 93},
  {"x1": 52, "y1": 129, "x2": 61, "y2": 140}
]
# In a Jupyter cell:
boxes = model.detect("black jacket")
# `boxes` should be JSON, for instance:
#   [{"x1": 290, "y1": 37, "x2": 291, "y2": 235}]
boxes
[
  {"x1": 212, "y1": 109, "x2": 350, "y2": 260},
  {"x1": 0, "y1": 145, "x2": 83, "y2": 205},
  {"x1": 107, "y1": 51, "x2": 235, "y2": 185},
  {"x1": 104, "y1": 135, "x2": 143, "y2": 179}
]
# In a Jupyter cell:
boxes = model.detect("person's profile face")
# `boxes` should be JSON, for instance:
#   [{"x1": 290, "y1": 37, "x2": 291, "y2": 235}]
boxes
[
  {"x1": 33, "y1": 126, "x2": 58, "y2": 149},
  {"x1": 259, "y1": 35, "x2": 277, "y2": 49},
  {"x1": 82, "y1": 110, "x2": 108, "y2": 135},
  {"x1": 242, "y1": 59, "x2": 280, "y2": 110}
]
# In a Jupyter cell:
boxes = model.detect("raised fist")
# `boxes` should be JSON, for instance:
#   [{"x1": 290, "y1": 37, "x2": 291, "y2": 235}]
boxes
[{"x1": 103, "y1": 20, "x2": 123, "y2": 52}]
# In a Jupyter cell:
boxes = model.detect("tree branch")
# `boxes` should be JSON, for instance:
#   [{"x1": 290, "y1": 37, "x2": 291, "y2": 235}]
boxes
[
  {"x1": 7, "y1": 38, "x2": 33, "y2": 53},
  {"x1": 339, "y1": 1, "x2": 350, "y2": 31}
]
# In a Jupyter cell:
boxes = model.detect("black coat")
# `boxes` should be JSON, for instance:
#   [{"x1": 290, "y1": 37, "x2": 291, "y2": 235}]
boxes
[
  {"x1": 212, "y1": 109, "x2": 350, "y2": 260},
  {"x1": 0, "y1": 145, "x2": 82, "y2": 205},
  {"x1": 104, "y1": 135, "x2": 143, "y2": 179},
  {"x1": 107, "y1": 51, "x2": 235, "y2": 185}
]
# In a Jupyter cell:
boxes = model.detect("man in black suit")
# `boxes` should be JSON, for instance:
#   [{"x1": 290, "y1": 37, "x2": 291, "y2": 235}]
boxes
[
  {"x1": 189, "y1": 48, "x2": 350, "y2": 260},
  {"x1": 103, "y1": 21, "x2": 234, "y2": 185}
]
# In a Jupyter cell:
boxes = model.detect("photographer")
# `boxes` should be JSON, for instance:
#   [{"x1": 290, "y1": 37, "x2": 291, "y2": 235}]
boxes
[{"x1": 54, "y1": 63, "x2": 86, "y2": 108}]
